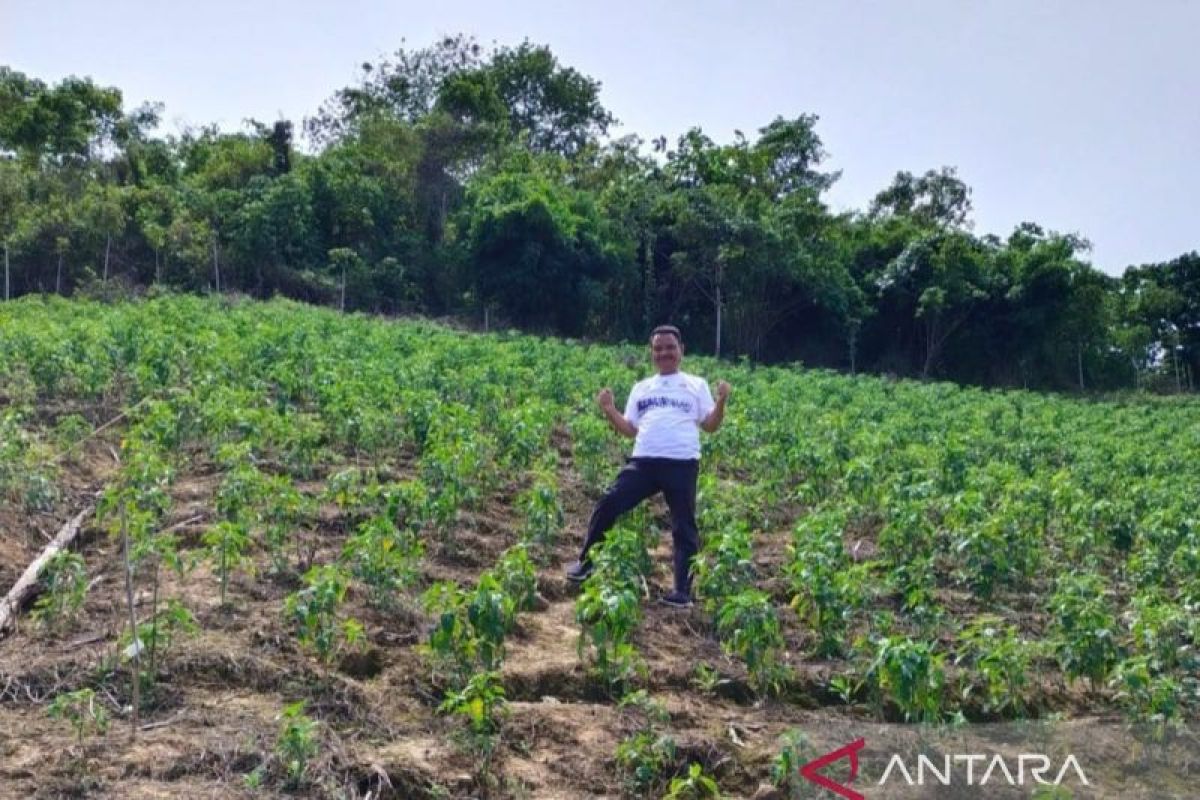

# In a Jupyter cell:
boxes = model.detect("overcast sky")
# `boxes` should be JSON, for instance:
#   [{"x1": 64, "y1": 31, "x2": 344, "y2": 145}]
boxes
[{"x1": 3, "y1": 0, "x2": 1196, "y2": 275}]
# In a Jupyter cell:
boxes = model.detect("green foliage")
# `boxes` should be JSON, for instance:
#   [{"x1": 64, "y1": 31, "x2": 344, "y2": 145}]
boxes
[
  {"x1": 861, "y1": 635, "x2": 949, "y2": 723},
  {"x1": 575, "y1": 527, "x2": 648, "y2": 690},
  {"x1": 664, "y1": 763, "x2": 722, "y2": 800},
  {"x1": 284, "y1": 565, "x2": 361, "y2": 663},
  {"x1": 47, "y1": 688, "x2": 109, "y2": 745},
  {"x1": 590, "y1": 522, "x2": 653, "y2": 591},
  {"x1": 693, "y1": 521, "x2": 755, "y2": 613},
  {"x1": 467, "y1": 572, "x2": 512, "y2": 670},
  {"x1": 493, "y1": 544, "x2": 538, "y2": 618},
  {"x1": 51, "y1": 413, "x2": 92, "y2": 455},
  {"x1": 569, "y1": 413, "x2": 616, "y2": 493},
  {"x1": 945, "y1": 489, "x2": 1041, "y2": 597},
  {"x1": 771, "y1": 729, "x2": 817, "y2": 798},
  {"x1": 118, "y1": 599, "x2": 198, "y2": 674},
  {"x1": 615, "y1": 731, "x2": 676, "y2": 797},
  {"x1": 463, "y1": 151, "x2": 612, "y2": 335},
  {"x1": 0, "y1": 410, "x2": 60, "y2": 511},
  {"x1": 437, "y1": 670, "x2": 508, "y2": 759},
  {"x1": 421, "y1": 405, "x2": 492, "y2": 542},
  {"x1": 342, "y1": 513, "x2": 424, "y2": 608},
  {"x1": 214, "y1": 454, "x2": 265, "y2": 521},
  {"x1": 1049, "y1": 573, "x2": 1121, "y2": 688},
  {"x1": 5, "y1": 290, "x2": 1200, "y2": 745},
  {"x1": 954, "y1": 615, "x2": 1031, "y2": 716},
  {"x1": 495, "y1": 401, "x2": 554, "y2": 471},
  {"x1": 575, "y1": 578, "x2": 643, "y2": 689},
  {"x1": 31, "y1": 550, "x2": 88, "y2": 632},
  {"x1": 276, "y1": 700, "x2": 319, "y2": 788},
  {"x1": 3, "y1": 52, "x2": 1187, "y2": 393},
  {"x1": 422, "y1": 561, "x2": 532, "y2": 688},
  {"x1": 787, "y1": 508, "x2": 864, "y2": 657},
  {"x1": 614, "y1": 690, "x2": 676, "y2": 796},
  {"x1": 1109, "y1": 656, "x2": 1184, "y2": 724},
  {"x1": 1126, "y1": 593, "x2": 1196, "y2": 672},
  {"x1": 258, "y1": 473, "x2": 315, "y2": 573},
  {"x1": 518, "y1": 471, "x2": 564, "y2": 556},
  {"x1": 203, "y1": 520, "x2": 252, "y2": 606},
  {"x1": 714, "y1": 589, "x2": 787, "y2": 696},
  {"x1": 422, "y1": 581, "x2": 477, "y2": 686}
]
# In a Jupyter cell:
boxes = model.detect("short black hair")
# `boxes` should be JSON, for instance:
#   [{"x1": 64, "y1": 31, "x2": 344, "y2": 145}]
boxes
[{"x1": 650, "y1": 325, "x2": 682, "y2": 344}]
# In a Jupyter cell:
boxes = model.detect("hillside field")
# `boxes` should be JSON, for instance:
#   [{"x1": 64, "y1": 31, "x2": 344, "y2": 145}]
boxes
[{"x1": 1, "y1": 295, "x2": 1198, "y2": 798}]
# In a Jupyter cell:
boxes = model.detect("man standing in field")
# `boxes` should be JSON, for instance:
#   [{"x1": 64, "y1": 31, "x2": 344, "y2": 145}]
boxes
[{"x1": 566, "y1": 325, "x2": 731, "y2": 607}]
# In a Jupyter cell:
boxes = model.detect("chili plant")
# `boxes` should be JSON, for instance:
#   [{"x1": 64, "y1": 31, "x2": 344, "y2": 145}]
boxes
[
  {"x1": 614, "y1": 690, "x2": 677, "y2": 797},
  {"x1": 438, "y1": 669, "x2": 508, "y2": 763},
  {"x1": 714, "y1": 589, "x2": 787, "y2": 697},
  {"x1": 284, "y1": 565, "x2": 362, "y2": 663},
  {"x1": 204, "y1": 520, "x2": 252, "y2": 607},
  {"x1": 47, "y1": 688, "x2": 109, "y2": 744},
  {"x1": 276, "y1": 700, "x2": 319, "y2": 788},
  {"x1": 31, "y1": 550, "x2": 88, "y2": 633},
  {"x1": 342, "y1": 513, "x2": 424, "y2": 609}
]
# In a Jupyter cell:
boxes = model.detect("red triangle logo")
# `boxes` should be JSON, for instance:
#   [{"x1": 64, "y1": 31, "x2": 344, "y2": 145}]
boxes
[{"x1": 799, "y1": 737, "x2": 866, "y2": 800}]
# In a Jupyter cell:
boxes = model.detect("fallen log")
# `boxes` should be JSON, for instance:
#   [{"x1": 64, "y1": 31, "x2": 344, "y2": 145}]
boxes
[{"x1": 0, "y1": 504, "x2": 93, "y2": 636}]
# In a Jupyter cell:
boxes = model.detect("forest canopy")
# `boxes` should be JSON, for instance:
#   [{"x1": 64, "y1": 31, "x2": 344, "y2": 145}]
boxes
[{"x1": 1, "y1": 36, "x2": 1196, "y2": 392}]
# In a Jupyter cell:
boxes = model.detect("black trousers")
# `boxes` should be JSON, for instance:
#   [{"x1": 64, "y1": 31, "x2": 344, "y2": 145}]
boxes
[{"x1": 579, "y1": 457, "x2": 700, "y2": 594}]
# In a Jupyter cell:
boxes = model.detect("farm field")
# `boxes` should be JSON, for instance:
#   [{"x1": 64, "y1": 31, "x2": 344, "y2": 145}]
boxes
[{"x1": 1, "y1": 294, "x2": 1198, "y2": 799}]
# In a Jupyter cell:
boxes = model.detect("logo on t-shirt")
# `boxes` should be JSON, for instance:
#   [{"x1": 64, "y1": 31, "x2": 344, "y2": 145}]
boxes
[{"x1": 636, "y1": 395, "x2": 693, "y2": 415}]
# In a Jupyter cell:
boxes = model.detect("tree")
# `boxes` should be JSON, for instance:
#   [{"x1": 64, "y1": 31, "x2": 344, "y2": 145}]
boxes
[
  {"x1": 461, "y1": 151, "x2": 610, "y2": 334},
  {"x1": 0, "y1": 160, "x2": 28, "y2": 299},
  {"x1": 870, "y1": 167, "x2": 973, "y2": 230},
  {"x1": 0, "y1": 68, "x2": 123, "y2": 166},
  {"x1": 590, "y1": 135, "x2": 667, "y2": 340},
  {"x1": 484, "y1": 41, "x2": 614, "y2": 157},
  {"x1": 653, "y1": 118, "x2": 849, "y2": 360},
  {"x1": 80, "y1": 182, "x2": 127, "y2": 282},
  {"x1": 307, "y1": 36, "x2": 614, "y2": 158},
  {"x1": 875, "y1": 231, "x2": 992, "y2": 378},
  {"x1": 305, "y1": 35, "x2": 488, "y2": 144},
  {"x1": 133, "y1": 182, "x2": 177, "y2": 284},
  {"x1": 1123, "y1": 253, "x2": 1200, "y2": 391}
]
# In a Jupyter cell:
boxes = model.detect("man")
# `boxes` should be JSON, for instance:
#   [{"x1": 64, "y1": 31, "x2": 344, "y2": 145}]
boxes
[{"x1": 566, "y1": 324, "x2": 731, "y2": 608}]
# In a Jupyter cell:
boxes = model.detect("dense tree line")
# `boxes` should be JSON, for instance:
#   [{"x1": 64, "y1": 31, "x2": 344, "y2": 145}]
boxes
[{"x1": 1, "y1": 37, "x2": 1196, "y2": 391}]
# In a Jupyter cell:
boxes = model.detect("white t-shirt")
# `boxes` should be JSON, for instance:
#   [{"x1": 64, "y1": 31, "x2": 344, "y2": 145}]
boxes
[{"x1": 623, "y1": 370, "x2": 716, "y2": 460}]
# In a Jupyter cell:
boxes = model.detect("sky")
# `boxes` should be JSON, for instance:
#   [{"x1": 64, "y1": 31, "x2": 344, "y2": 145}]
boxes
[{"x1": 2, "y1": 0, "x2": 1197, "y2": 275}]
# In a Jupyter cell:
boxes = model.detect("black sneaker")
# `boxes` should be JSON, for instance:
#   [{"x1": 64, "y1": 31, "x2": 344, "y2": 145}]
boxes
[
  {"x1": 660, "y1": 590, "x2": 693, "y2": 608},
  {"x1": 565, "y1": 561, "x2": 594, "y2": 582}
]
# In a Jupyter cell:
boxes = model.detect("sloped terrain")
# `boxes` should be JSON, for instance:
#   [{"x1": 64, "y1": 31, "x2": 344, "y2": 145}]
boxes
[{"x1": 1, "y1": 295, "x2": 1198, "y2": 798}]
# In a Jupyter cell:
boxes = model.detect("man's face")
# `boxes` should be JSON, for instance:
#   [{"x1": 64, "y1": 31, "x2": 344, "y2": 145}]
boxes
[{"x1": 651, "y1": 333, "x2": 682, "y2": 375}]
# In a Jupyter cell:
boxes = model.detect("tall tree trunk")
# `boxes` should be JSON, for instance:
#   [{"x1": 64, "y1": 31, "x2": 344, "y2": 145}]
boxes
[
  {"x1": 714, "y1": 282, "x2": 722, "y2": 359},
  {"x1": 1172, "y1": 339, "x2": 1182, "y2": 392},
  {"x1": 56, "y1": 252, "x2": 63, "y2": 294},
  {"x1": 1077, "y1": 341, "x2": 1085, "y2": 391},
  {"x1": 3, "y1": 241, "x2": 9, "y2": 301},
  {"x1": 154, "y1": 249, "x2": 160, "y2": 284},
  {"x1": 339, "y1": 261, "x2": 346, "y2": 312},
  {"x1": 921, "y1": 317, "x2": 938, "y2": 379},
  {"x1": 642, "y1": 235, "x2": 655, "y2": 330},
  {"x1": 212, "y1": 239, "x2": 221, "y2": 293},
  {"x1": 103, "y1": 233, "x2": 111, "y2": 282},
  {"x1": 849, "y1": 327, "x2": 858, "y2": 376}
]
